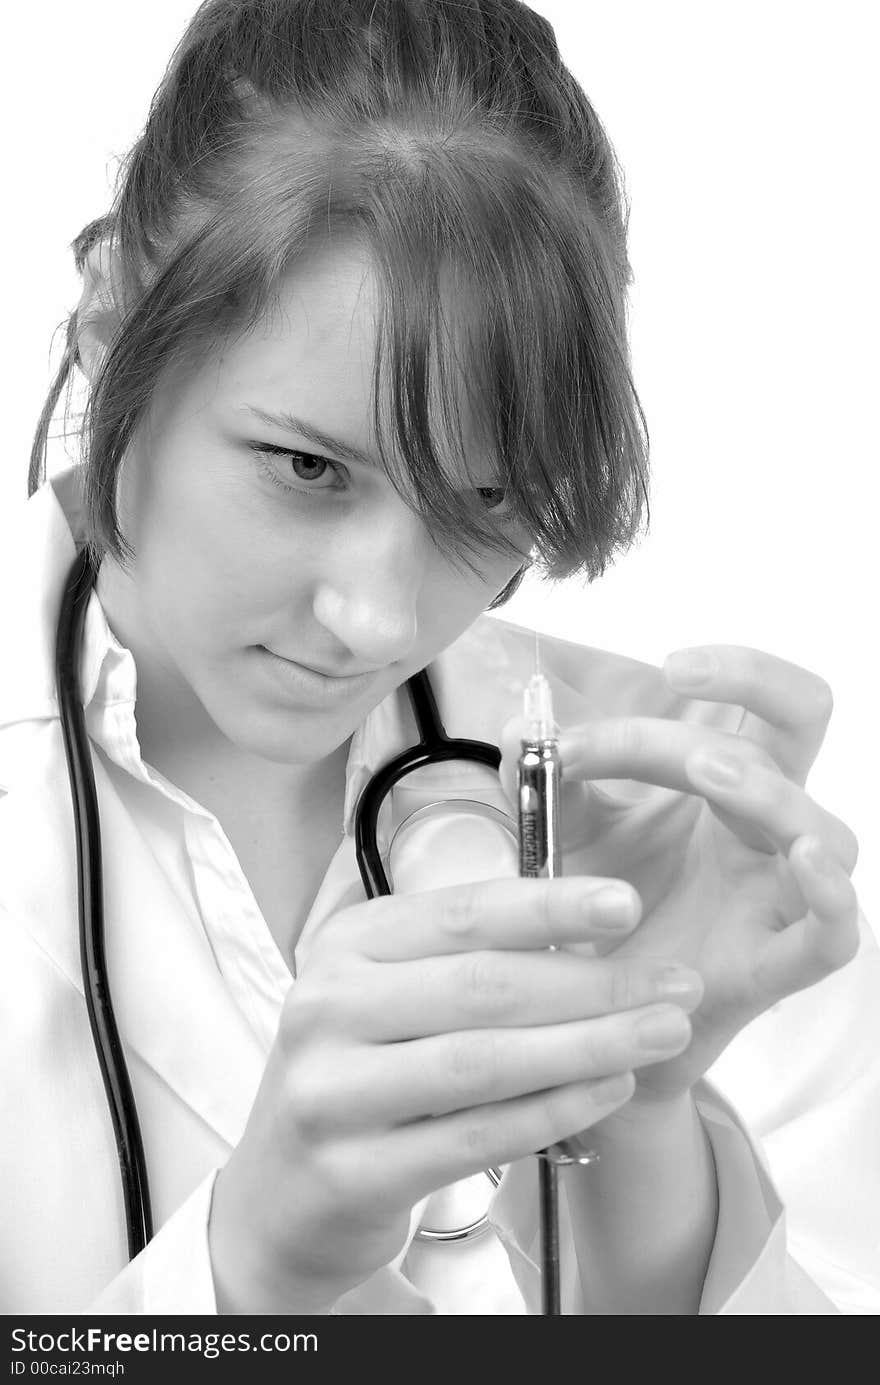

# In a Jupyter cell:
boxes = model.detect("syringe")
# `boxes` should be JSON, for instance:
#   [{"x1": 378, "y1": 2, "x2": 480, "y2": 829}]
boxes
[
  {"x1": 518, "y1": 670, "x2": 562, "y2": 877},
  {"x1": 517, "y1": 666, "x2": 598, "y2": 1316}
]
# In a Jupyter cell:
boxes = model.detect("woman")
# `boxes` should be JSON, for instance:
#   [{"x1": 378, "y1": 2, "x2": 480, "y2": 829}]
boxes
[{"x1": 3, "y1": 0, "x2": 877, "y2": 1314}]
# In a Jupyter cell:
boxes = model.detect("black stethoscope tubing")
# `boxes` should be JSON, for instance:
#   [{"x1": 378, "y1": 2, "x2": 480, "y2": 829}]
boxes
[{"x1": 55, "y1": 546, "x2": 153, "y2": 1257}]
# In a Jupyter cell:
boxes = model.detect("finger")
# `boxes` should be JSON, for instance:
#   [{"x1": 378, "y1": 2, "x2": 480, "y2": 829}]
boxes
[
  {"x1": 319, "y1": 951, "x2": 704, "y2": 1042},
  {"x1": 558, "y1": 715, "x2": 758, "y2": 792},
  {"x1": 662, "y1": 644, "x2": 834, "y2": 785},
  {"x1": 557, "y1": 716, "x2": 856, "y2": 864},
  {"x1": 684, "y1": 749, "x2": 859, "y2": 868},
  {"x1": 385, "y1": 1072, "x2": 637, "y2": 1200},
  {"x1": 347, "y1": 1072, "x2": 637, "y2": 1213},
  {"x1": 387, "y1": 1005, "x2": 692, "y2": 1122},
  {"x1": 752, "y1": 834, "x2": 861, "y2": 1001},
  {"x1": 323, "y1": 875, "x2": 642, "y2": 963},
  {"x1": 558, "y1": 715, "x2": 779, "y2": 854},
  {"x1": 293, "y1": 1006, "x2": 691, "y2": 1133}
]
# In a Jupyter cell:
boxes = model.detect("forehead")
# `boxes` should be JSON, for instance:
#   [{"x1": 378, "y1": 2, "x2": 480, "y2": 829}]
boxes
[
  {"x1": 222, "y1": 237, "x2": 377, "y2": 424},
  {"x1": 216, "y1": 235, "x2": 492, "y2": 469}
]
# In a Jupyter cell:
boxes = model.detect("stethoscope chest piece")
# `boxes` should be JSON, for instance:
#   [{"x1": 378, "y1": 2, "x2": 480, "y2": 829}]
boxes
[
  {"x1": 384, "y1": 797, "x2": 518, "y2": 893},
  {"x1": 415, "y1": 1167, "x2": 504, "y2": 1244}
]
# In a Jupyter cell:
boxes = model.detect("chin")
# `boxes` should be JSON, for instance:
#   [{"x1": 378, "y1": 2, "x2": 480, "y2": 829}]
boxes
[{"x1": 225, "y1": 706, "x2": 361, "y2": 766}]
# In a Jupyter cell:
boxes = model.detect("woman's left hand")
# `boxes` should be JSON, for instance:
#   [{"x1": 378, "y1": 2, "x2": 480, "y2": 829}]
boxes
[{"x1": 501, "y1": 644, "x2": 862, "y2": 1101}]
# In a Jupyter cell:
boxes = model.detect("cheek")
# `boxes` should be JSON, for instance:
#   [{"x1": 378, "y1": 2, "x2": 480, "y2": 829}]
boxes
[
  {"x1": 420, "y1": 555, "x2": 520, "y2": 643},
  {"x1": 134, "y1": 458, "x2": 297, "y2": 644}
]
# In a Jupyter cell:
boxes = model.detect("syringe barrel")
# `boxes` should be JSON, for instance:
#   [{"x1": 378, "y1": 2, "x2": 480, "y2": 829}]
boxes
[{"x1": 517, "y1": 740, "x2": 563, "y2": 878}]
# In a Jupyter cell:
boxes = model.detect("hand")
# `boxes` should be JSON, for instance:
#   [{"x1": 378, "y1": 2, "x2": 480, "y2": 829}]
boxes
[
  {"x1": 208, "y1": 875, "x2": 704, "y2": 1313},
  {"x1": 500, "y1": 645, "x2": 861, "y2": 1102}
]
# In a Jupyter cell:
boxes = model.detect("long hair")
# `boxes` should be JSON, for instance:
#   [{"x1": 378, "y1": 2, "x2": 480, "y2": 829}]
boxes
[{"x1": 30, "y1": 0, "x2": 650, "y2": 609}]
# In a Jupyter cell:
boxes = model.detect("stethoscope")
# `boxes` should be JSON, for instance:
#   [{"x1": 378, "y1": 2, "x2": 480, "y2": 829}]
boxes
[{"x1": 56, "y1": 546, "x2": 513, "y2": 1261}]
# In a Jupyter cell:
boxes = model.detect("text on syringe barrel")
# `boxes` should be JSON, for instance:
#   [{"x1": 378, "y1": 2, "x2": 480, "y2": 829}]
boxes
[{"x1": 517, "y1": 741, "x2": 563, "y2": 877}]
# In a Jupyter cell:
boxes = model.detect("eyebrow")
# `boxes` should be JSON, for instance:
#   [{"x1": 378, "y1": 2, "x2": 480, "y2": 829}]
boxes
[
  {"x1": 241, "y1": 405, "x2": 375, "y2": 467},
  {"x1": 241, "y1": 403, "x2": 502, "y2": 492}
]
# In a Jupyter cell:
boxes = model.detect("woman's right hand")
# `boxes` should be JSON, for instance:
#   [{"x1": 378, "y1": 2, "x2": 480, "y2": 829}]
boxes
[{"x1": 208, "y1": 875, "x2": 703, "y2": 1314}]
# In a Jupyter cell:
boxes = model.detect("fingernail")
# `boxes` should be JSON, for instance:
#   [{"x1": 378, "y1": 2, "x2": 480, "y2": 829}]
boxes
[
  {"x1": 587, "y1": 884, "x2": 639, "y2": 929},
  {"x1": 655, "y1": 965, "x2": 703, "y2": 1001},
  {"x1": 689, "y1": 750, "x2": 742, "y2": 787},
  {"x1": 636, "y1": 1007, "x2": 691, "y2": 1052},
  {"x1": 664, "y1": 650, "x2": 717, "y2": 688}
]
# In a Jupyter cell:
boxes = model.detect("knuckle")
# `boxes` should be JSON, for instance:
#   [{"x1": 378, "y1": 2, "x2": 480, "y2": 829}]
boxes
[
  {"x1": 441, "y1": 885, "x2": 485, "y2": 944},
  {"x1": 448, "y1": 1030, "x2": 498, "y2": 1098},
  {"x1": 458, "y1": 952, "x2": 515, "y2": 1019},
  {"x1": 460, "y1": 1118, "x2": 495, "y2": 1165},
  {"x1": 311, "y1": 1140, "x2": 361, "y2": 1209},
  {"x1": 610, "y1": 716, "x2": 644, "y2": 761},
  {"x1": 279, "y1": 976, "x2": 345, "y2": 1052},
  {"x1": 289, "y1": 1065, "x2": 336, "y2": 1143}
]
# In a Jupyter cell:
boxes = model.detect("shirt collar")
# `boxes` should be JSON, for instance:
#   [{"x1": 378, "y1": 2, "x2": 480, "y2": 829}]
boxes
[{"x1": 0, "y1": 466, "x2": 413, "y2": 836}]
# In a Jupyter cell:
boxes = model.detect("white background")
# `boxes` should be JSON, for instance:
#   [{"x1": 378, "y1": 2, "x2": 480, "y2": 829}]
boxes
[{"x1": 2, "y1": 1, "x2": 877, "y2": 924}]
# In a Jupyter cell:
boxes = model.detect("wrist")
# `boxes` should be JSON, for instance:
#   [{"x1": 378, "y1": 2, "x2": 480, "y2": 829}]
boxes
[
  {"x1": 564, "y1": 1083, "x2": 719, "y2": 1315},
  {"x1": 208, "y1": 1166, "x2": 338, "y2": 1316},
  {"x1": 585, "y1": 1084, "x2": 702, "y2": 1155}
]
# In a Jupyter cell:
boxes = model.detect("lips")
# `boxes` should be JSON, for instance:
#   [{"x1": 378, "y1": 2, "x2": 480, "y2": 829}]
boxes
[
  {"x1": 256, "y1": 646, "x2": 381, "y2": 706},
  {"x1": 268, "y1": 651, "x2": 372, "y2": 679}
]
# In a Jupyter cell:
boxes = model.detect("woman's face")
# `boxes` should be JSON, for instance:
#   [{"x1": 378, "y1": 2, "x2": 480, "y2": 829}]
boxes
[{"x1": 95, "y1": 237, "x2": 527, "y2": 773}]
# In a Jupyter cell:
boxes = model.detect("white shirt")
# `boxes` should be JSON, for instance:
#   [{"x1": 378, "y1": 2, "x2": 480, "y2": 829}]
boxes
[{"x1": 1, "y1": 464, "x2": 878, "y2": 1314}]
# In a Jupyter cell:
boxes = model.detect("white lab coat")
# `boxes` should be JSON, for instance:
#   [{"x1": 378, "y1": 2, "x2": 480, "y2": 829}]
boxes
[{"x1": 1, "y1": 465, "x2": 878, "y2": 1315}]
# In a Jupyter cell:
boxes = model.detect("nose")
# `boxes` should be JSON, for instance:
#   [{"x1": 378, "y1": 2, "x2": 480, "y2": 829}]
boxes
[{"x1": 311, "y1": 502, "x2": 427, "y2": 669}]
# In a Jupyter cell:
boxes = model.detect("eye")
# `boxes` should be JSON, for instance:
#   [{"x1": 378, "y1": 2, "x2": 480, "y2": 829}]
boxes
[
  {"x1": 474, "y1": 486, "x2": 508, "y2": 513},
  {"x1": 247, "y1": 442, "x2": 347, "y2": 494}
]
